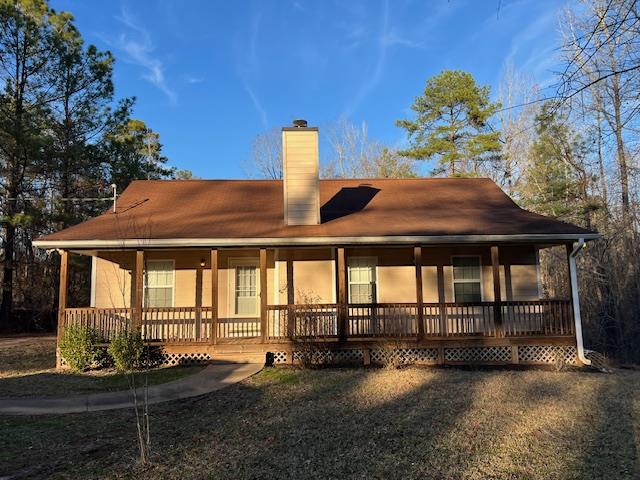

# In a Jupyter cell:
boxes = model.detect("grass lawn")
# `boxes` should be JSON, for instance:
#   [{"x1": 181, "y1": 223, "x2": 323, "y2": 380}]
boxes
[
  {"x1": 0, "y1": 336, "x2": 204, "y2": 398},
  {"x1": 0, "y1": 364, "x2": 638, "y2": 479}
]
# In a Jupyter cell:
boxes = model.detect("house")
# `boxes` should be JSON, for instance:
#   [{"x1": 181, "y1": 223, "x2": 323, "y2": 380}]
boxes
[{"x1": 34, "y1": 121, "x2": 599, "y2": 367}]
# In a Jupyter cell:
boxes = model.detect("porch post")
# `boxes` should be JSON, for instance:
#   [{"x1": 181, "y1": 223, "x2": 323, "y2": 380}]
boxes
[
  {"x1": 491, "y1": 245, "x2": 503, "y2": 337},
  {"x1": 56, "y1": 249, "x2": 69, "y2": 368},
  {"x1": 414, "y1": 246, "x2": 425, "y2": 339},
  {"x1": 260, "y1": 248, "x2": 268, "y2": 343},
  {"x1": 195, "y1": 265, "x2": 203, "y2": 340},
  {"x1": 286, "y1": 253, "x2": 295, "y2": 337},
  {"x1": 134, "y1": 250, "x2": 144, "y2": 331},
  {"x1": 210, "y1": 249, "x2": 218, "y2": 345},
  {"x1": 336, "y1": 247, "x2": 347, "y2": 342},
  {"x1": 437, "y1": 264, "x2": 447, "y2": 336}
]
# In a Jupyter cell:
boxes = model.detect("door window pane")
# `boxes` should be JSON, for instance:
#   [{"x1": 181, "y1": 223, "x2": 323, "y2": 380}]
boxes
[{"x1": 235, "y1": 265, "x2": 258, "y2": 315}]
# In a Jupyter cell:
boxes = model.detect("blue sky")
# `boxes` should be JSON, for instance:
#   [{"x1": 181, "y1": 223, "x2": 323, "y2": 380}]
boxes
[{"x1": 51, "y1": 0, "x2": 568, "y2": 178}]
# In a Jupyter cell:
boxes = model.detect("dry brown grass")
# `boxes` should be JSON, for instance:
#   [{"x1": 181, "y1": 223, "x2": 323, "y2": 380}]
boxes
[
  {"x1": 1, "y1": 365, "x2": 638, "y2": 479},
  {"x1": 0, "y1": 335, "x2": 57, "y2": 377},
  {"x1": 0, "y1": 336, "x2": 203, "y2": 398}
]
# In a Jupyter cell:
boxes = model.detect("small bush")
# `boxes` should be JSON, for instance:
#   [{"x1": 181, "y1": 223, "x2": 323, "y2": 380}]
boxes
[
  {"x1": 108, "y1": 330, "x2": 144, "y2": 371},
  {"x1": 59, "y1": 325, "x2": 103, "y2": 372}
]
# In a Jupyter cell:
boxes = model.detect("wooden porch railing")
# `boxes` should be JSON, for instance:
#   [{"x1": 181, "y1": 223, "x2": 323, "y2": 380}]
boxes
[
  {"x1": 217, "y1": 318, "x2": 261, "y2": 339},
  {"x1": 266, "y1": 299, "x2": 573, "y2": 340},
  {"x1": 267, "y1": 304, "x2": 338, "y2": 340},
  {"x1": 501, "y1": 300, "x2": 574, "y2": 337},
  {"x1": 348, "y1": 303, "x2": 419, "y2": 337},
  {"x1": 63, "y1": 299, "x2": 573, "y2": 344},
  {"x1": 64, "y1": 308, "x2": 132, "y2": 341},
  {"x1": 142, "y1": 307, "x2": 213, "y2": 343},
  {"x1": 434, "y1": 302, "x2": 497, "y2": 337}
]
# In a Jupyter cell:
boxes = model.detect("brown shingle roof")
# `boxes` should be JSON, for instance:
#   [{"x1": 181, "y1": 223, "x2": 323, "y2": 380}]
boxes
[{"x1": 35, "y1": 178, "x2": 596, "y2": 246}]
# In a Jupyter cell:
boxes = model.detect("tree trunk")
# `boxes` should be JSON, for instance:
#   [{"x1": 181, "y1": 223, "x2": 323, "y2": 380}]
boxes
[
  {"x1": 611, "y1": 77, "x2": 630, "y2": 220},
  {"x1": 596, "y1": 109, "x2": 608, "y2": 212},
  {"x1": 0, "y1": 222, "x2": 16, "y2": 327}
]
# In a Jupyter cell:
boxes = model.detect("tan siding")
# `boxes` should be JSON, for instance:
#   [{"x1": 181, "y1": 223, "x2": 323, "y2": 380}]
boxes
[
  {"x1": 275, "y1": 248, "x2": 334, "y2": 304},
  {"x1": 346, "y1": 247, "x2": 415, "y2": 303},
  {"x1": 91, "y1": 245, "x2": 541, "y2": 309},
  {"x1": 421, "y1": 266, "x2": 439, "y2": 302},
  {"x1": 282, "y1": 129, "x2": 320, "y2": 225},
  {"x1": 510, "y1": 265, "x2": 539, "y2": 300},
  {"x1": 95, "y1": 255, "x2": 132, "y2": 308}
]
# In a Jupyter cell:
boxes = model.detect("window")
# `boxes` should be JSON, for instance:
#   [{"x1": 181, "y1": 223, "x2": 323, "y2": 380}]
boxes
[
  {"x1": 452, "y1": 256, "x2": 482, "y2": 303},
  {"x1": 348, "y1": 257, "x2": 377, "y2": 303},
  {"x1": 230, "y1": 259, "x2": 259, "y2": 316},
  {"x1": 144, "y1": 260, "x2": 174, "y2": 307}
]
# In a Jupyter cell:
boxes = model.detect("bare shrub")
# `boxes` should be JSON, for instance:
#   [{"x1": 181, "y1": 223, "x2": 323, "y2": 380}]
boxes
[
  {"x1": 376, "y1": 340, "x2": 412, "y2": 370},
  {"x1": 291, "y1": 291, "x2": 327, "y2": 368},
  {"x1": 553, "y1": 347, "x2": 568, "y2": 372},
  {"x1": 374, "y1": 313, "x2": 416, "y2": 369}
]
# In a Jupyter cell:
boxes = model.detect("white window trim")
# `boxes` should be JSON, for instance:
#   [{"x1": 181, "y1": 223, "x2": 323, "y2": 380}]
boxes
[
  {"x1": 90, "y1": 255, "x2": 97, "y2": 307},
  {"x1": 228, "y1": 257, "x2": 260, "y2": 318},
  {"x1": 144, "y1": 259, "x2": 176, "y2": 308},
  {"x1": 450, "y1": 255, "x2": 484, "y2": 303},
  {"x1": 347, "y1": 256, "x2": 379, "y2": 303}
]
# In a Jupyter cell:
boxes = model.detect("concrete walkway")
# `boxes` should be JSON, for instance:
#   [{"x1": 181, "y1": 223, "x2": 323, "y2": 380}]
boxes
[{"x1": 0, "y1": 362, "x2": 262, "y2": 416}]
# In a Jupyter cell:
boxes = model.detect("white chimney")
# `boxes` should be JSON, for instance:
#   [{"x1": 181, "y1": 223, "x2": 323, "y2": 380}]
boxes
[{"x1": 282, "y1": 119, "x2": 320, "y2": 225}]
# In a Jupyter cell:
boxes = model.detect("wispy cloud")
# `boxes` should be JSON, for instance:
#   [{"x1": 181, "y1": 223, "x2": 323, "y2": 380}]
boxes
[
  {"x1": 476, "y1": 0, "x2": 561, "y2": 87},
  {"x1": 342, "y1": 0, "x2": 390, "y2": 116},
  {"x1": 381, "y1": 30, "x2": 425, "y2": 49},
  {"x1": 106, "y1": 7, "x2": 177, "y2": 104},
  {"x1": 183, "y1": 75, "x2": 204, "y2": 85},
  {"x1": 235, "y1": 9, "x2": 269, "y2": 128},
  {"x1": 242, "y1": 80, "x2": 268, "y2": 129}
]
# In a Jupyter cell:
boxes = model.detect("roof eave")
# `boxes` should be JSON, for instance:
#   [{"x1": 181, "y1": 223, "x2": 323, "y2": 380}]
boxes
[{"x1": 32, "y1": 233, "x2": 601, "y2": 250}]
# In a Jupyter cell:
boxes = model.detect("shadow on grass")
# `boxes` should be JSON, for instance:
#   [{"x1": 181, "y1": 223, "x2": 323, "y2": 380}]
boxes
[
  {"x1": 132, "y1": 367, "x2": 483, "y2": 479},
  {"x1": 567, "y1": 370, "x2": 639, "y2": 478},
  {"x1": 2, "y1": 367, "x2": 639, "y2": 479}
]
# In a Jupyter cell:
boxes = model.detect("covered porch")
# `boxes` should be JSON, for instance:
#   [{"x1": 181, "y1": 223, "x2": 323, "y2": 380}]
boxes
[{"x1": 57, "y1": 243, "x2": 580, "y2": 364}]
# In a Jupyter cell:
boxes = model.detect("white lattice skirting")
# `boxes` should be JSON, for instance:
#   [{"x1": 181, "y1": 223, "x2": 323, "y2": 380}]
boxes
[
  {"x1": 273, "y1": 345, "x2": 578, "y2": 366},
  {"x1": 518, "y1": 345, "x2": 577, "y2": 364},
  {"x1": 292, "y1": 349, "x2": 364, "y2": 364},
  {"x1": 160, "y1": 352, "x2": 212, "y2": 366},
  {"x1": 58, "y1": 350, "x2": 212, "y2": 367},
  {"x1": 444, "y1": 346, "x2": 512, "y2": 363},
  {"x1": 272, "y1": 351, "x2": 288, "y2": 364},
  {"x1": 60, "y1": 345, "x2": 580, "y2": 368},
  {"x1": 370, "y1": 348, "x2": 439, "y2": 364}
]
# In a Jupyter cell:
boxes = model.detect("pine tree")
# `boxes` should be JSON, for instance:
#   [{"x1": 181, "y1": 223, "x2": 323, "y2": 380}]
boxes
[
  {"x1": 397, "y1": 70, "x2": 501, "y2": 176},
  {"x1": 0, "y1": 0, "x2": 75, "y2": 325},
  {"x1": 519, "y1": 104, "x2": 596, "y2": 227},
  {"x1": 103, "y1": 119, "x2": 174, "y2": 191}
]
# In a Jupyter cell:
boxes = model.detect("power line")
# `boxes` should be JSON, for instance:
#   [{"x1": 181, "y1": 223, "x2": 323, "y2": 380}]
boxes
[{"x1": 2, "y1": 197, "x2": 116, "y2": 202}]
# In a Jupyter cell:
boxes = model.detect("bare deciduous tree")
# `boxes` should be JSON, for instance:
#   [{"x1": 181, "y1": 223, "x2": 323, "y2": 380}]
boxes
[{"x1": 244, "y1": 127, "x2": 283, "y2": 179}]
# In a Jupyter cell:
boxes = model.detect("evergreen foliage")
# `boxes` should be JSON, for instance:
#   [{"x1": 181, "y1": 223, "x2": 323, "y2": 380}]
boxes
[{"x1": 396, "y1": 70, "x2": 501, "y2": 176}]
